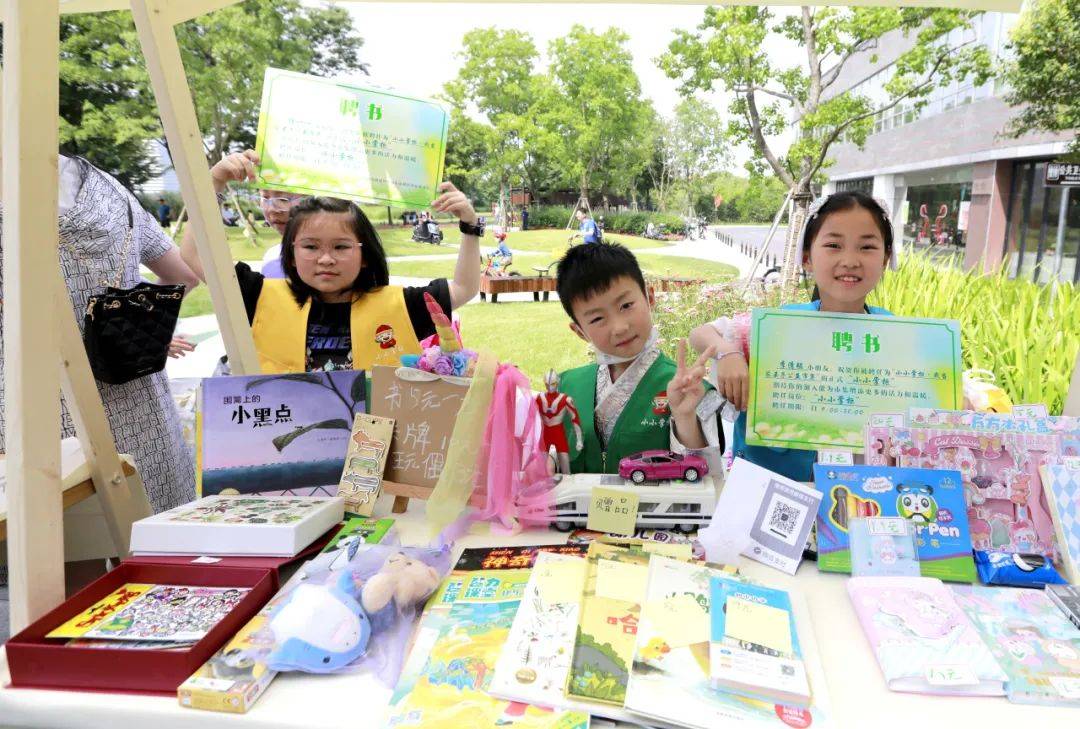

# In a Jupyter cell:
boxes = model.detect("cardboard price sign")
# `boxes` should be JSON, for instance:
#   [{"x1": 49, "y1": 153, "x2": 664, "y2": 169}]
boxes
[{"x1": 369, "y1": 366, "x2": 467, "y2": 490}]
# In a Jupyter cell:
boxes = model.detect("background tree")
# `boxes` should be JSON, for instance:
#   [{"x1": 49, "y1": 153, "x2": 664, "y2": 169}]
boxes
[
  {"x1": 442, "y1": 29, "x2": 542, "y2": 223},
  {"x1": 669, "y1": 98, "x2": 729, "y2": 215},
  {"x1": 546, "y1": 25, "x2": 654, "y2": 207},
  {"x1": 660, "y1": 6, "x2": 993, "y2": 281},
  {"x1": 1002, "y1": 0, "x2": 1080, "y2": 159}
]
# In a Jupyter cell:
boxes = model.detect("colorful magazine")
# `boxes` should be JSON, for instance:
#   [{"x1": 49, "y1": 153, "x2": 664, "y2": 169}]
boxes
[
  {"x1": 847, "y1": 576, "x2": 1006, "y2": 696},
  {"x1": 198, "y1": 370, "x2": 367, "y2": 497},
  {"x1": 385, "y1": 546, "x2": 590, "y2": 729},
  {"x1": 892, "y1": 428, "x2": 1060, "y2": 557},
  {"x1": 814, "y1": 464, "x2": 975, "y2": 582},
  {"x1": 1042, "y1": 464, "x2": 1080, "y2": 584},
  {"x1": 384, "y1": 550, "x2": 589, "y2": 728},
  {"x1": 49, "y1": 584, "x2": 250, "y2": 642},
  {"x1": 624, "y1": 556, "x2": 830, "y2": 728},
  {"x1": 709, "y1": 577, "x2": 810, "y2": 707},
  {"x1": 130, "y1": 495, "x2": 344, "y2": 557},
  {"x1": 952, "y1": 585, "x2": 1080, "y2": 706}
]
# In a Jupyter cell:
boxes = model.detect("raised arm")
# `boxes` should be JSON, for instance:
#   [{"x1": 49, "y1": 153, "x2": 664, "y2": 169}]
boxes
[
  {"x1": 180, "y1": 150, "x2": 260, "y2": 282},
  {"x1": 430, "y1": 181, "x2": 481, "y2": 309}
]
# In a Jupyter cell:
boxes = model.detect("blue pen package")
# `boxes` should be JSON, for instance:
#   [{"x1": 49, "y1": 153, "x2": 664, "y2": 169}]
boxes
[{"x1": 974, "y1": 550, "x2": 1066, "y2": 588}]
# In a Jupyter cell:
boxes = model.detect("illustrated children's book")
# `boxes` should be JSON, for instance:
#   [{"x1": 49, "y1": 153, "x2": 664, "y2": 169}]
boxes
[
  {"x1": 198, "y1": 370, "x2": 367, "y2": 497},
  {"x1": 49, "y1": 584, "x2": 250, "y2": 642},
  {"x1": 489, "y1": 552, "x2": 588, "y2": 710},
  {"x1": 893, "y1": 428, "x2": 1060, "y2": 557},
  {"x1": 709, "y1": 577, "x2": 810, "y2": 707},
  {"x1": 952, "y1": 585, "x2": 1080, "y2": 706},
  {"x1": 130, "y1": 495, "x2": 344, "y2": 557},
  {"x1": 813, "y1": 464, "x2": 976, "y2": 582},
  {"x1": 624, "y1": 556, "x2": 830, "y2": 729},
  {"x1": 338, "y1": 413, "x2": 395, "y2": 516},
  {"x1": 384, "y1": 546, "x2": 590, "y2": 729},
  {"x1": 565, "y1": 543, "x2": 654, "y2": 707},
  {"x1": 1042, "y1": 464, "x2": 1080, "y2": 585},
  {"x1": 301, "y1": 517, "x2": 396, "y2": 574},
  {"x1": 846, "y1": 576, "x2": 1006, "y2": 696}
]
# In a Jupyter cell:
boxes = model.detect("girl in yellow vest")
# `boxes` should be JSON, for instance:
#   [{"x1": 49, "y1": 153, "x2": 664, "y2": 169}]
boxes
[{"x1": 180, "y1": 150, "x2": 482, "y2": 373}]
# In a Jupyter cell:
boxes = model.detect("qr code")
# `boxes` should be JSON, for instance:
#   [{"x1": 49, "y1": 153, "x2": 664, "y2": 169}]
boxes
[{"x1": 760, "y1": 492, "x2": 808, "y2": 547}]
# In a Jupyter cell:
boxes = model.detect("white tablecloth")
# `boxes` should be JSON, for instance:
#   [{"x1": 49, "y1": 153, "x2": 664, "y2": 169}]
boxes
[{"x1": 3, "y1": 502, "x2": 1079, "y2": 729}]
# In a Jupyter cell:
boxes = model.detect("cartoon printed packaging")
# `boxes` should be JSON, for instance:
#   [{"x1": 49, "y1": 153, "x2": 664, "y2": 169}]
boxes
[
  {"x1": 814, "y1": 464, "x2": 976, "y2": 582},
  {"x1": 893, "y1": 428, "x2": 1060, "y2": 558}
]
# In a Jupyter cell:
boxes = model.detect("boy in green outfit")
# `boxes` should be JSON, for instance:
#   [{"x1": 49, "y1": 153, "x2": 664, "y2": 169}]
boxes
[{"x1": 555, "y1": 242, "x2": 724, "y2": 474}]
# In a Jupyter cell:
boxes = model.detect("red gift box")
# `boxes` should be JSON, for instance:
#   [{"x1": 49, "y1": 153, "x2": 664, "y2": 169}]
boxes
[{"x1": 5, "y1": 562, "x2": 274, "y2": 695}]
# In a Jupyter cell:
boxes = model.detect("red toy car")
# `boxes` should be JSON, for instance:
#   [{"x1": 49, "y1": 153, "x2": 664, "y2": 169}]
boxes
[{"x1": 618, "y1": 450, "x2": 708, "y2": 484}]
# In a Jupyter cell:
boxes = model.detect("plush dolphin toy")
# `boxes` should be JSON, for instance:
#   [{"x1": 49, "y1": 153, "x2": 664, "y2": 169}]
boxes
[{"x1": 266, "y1": 571, "x2": 371, "y2": 673}]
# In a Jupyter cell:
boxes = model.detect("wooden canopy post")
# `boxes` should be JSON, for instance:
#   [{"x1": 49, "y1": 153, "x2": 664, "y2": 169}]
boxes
[
  {"x1": 2, "y1": 0, "x2": 64, "y2": 632},
  {"x1": 130, "y1": 0, "x2": 260, "y2": 375}
]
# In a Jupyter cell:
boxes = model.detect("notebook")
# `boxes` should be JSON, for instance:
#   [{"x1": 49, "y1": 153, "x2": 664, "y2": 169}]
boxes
[{"x1": 847, "y1": 576, "x2": 1006, "y2": 696}]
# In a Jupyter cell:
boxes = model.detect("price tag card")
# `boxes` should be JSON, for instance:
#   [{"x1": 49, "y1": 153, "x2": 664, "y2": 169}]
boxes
[
  {"x1": 1012, "y1": 404, "x2": 1049, "y2": 418},
  {"x1": 869, "y1": 413, "x2": 907, "y2": 428},
  {"x1": 925, "y1": 664, "x2": 979, "y2": 687},
  {"x1": 866, "y1": 516, "x2": 911, "y2": 537},
  {"x1": 1063, "y1": 456, "x2": 1080, "y2": 472},
  {"x1": 818, "y1": 449, "x2": 854, "y2": 466},
  {"x1": 587, "y1": 487, "x2": 639, "y2": 536}
]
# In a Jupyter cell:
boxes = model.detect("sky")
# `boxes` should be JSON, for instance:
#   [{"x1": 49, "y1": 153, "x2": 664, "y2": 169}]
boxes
[{"x1": 324, "y1": 2, "x2": 799, "y2": 171}]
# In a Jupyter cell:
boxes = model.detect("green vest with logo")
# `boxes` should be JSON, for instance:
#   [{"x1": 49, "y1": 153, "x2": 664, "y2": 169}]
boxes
[{"x1": 558, "y1": 354, "x2": 681, "y2": 474}]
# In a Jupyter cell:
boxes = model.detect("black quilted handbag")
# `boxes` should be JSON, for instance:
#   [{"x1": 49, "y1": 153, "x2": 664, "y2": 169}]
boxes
[{"x1": 80, "y1": 187, "x2": 185, "y2": 384}]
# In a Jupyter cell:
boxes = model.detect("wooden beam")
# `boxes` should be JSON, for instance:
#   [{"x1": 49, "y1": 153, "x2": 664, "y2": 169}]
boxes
[
  {"x1": 130, "y1": 0, "x2": 260, "y2": 375},
  {"x1": 56, "y1": 271, "x2": 152, "y2": 556},
  {"x1": 2, "y1": 0, "x2": 65, "y2": 633},
  {"x1": 163, "y1": 0, "x2": 240, "y2": 25}
]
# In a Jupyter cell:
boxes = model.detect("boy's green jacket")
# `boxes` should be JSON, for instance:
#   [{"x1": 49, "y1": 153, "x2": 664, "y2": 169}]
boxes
[{"x1": 559, "y1": 353, "x2": 713, "y2": 474}]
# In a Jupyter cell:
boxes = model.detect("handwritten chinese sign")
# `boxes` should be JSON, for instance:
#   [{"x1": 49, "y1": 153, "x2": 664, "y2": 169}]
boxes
[
  {"x1": 746, "y1": 309, "x2": 961, "y2": 451},
  {"x1": 586, "y1": 487, "x2": 639, "y2": 536},
  {"x1": 254, "y1": 68, "x2": 449, "y2": 207},
  {"x1": 370, "y1": 366, "x2": 466, "y2": 489}
]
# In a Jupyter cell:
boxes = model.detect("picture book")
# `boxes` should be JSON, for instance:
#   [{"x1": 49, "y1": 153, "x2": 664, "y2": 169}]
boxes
[
  {"x1": 624, "y1": 556, "x2": 831, "y2": 729},
  {"x1": 952, "y1": 585, "x2": 1080, "y2": 706},
  {"x1": 338, "y1": 413, "x2": 394, "y2": 516},
  {"x1": 814, "y1": 464, "x2": 976, "y2": 582},
  {"x1": 847, "y1": 576, "x2": 1006, "y2": 696},
  {"x1": 49, "y1": 584, "x2": 250, "y2": 642},
  {"x1": 1042, "y1": 464, "x2": 1080, "y2": 584},
  {"x1": 68, "y1": 638, "x2": 195, "y2": 651},
  {"x1": 1046, "y1": 584, "x2": 1080, "y2": 632},
  {"x1": 709, "y1": 577, "x2": 810, "y2": 707},
  {"x1": 384, "y1": 554, "x2": 589, "y2": 729},
  {"x1": 489, "y1": 552, "x2": 588, "y2": 709},
  {"x1": 893, "y1": 428, "x2": 1061, "y2": 557},
  {"x1": 198, "y1": 370, "x2": 366, "y2": 497},
  {"x1": 301, "y1": 517, "x2": 396, "y2": 574},
  {"x1": 130, "y1": 495, "x2": 344, "y2": 557}
]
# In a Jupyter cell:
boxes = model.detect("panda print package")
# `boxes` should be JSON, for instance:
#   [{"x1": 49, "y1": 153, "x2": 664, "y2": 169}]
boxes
[{"x1": 814, "y1": 464, "x2": 977, "y2": 582}]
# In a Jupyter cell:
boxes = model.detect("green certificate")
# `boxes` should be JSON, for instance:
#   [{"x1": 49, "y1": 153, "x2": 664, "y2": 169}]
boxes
[
  {"x1": 254, "y1": 67, "x2": 449, "y2": 208},
  {"x1": 746, "y1": 308, "x2": 962, "y2": 451}
]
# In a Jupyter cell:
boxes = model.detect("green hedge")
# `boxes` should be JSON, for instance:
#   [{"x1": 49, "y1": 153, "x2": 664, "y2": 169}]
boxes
[{"x1": 525, "y1": 206, "x2": 686, "y2": 236}]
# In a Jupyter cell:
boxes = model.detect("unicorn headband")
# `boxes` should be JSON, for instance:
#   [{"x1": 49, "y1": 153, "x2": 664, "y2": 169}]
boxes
[{"x1": 795, "y1": 193, "x2": 899, "y2": 270}]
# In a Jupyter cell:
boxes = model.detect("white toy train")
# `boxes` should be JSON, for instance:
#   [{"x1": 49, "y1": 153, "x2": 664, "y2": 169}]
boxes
[{"x1": 549, "y1": 473, "x2": 719, "y2": 533}]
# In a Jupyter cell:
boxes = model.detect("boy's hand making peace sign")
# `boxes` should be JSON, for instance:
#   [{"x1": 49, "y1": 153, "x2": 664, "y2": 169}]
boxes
[{"x1": 667, "y1": 339, "x2": 715, "y2": 450}]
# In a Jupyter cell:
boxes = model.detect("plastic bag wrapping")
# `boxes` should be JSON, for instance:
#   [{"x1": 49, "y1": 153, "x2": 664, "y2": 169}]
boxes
[{"x1": 264, "y1": 543, "x2": 452, "y2": 685}]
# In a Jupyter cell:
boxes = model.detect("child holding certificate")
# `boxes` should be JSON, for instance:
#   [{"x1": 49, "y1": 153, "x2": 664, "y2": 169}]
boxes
[{"x1": 690, "y1": 191, "x2": 896, "y2": 480}]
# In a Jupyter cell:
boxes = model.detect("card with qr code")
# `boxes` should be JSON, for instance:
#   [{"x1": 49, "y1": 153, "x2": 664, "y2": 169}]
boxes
[{"x1": 748, "y1": 478, "x2": 822, "y2": 574}]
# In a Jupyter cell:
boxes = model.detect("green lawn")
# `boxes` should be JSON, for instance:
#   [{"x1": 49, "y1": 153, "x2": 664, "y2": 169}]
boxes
[{"x1": 456, "y1": 301, "x2": 590, "y2": 389}]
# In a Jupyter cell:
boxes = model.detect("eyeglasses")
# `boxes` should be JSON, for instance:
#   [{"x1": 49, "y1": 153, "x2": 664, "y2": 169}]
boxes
[
  {"x1": 260, "y1": 194, "x2": 303, "y2": 213},
  {"x1": 295, "y1": 243, "x2": 362, "y2": 260}
]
